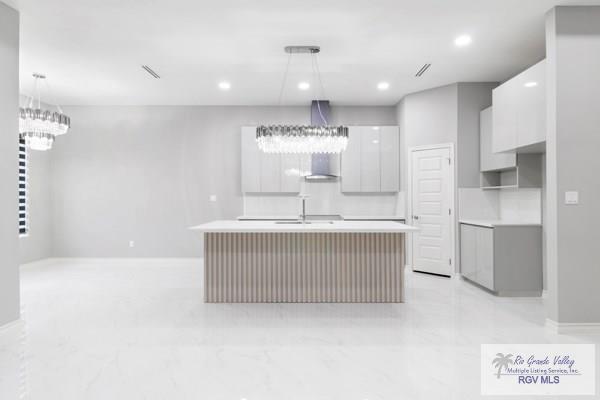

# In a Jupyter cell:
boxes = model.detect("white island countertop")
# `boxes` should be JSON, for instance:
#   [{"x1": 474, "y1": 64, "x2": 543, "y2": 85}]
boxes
[{"x1": 191, "y1": 220, "x2": 418, "y2": 233}]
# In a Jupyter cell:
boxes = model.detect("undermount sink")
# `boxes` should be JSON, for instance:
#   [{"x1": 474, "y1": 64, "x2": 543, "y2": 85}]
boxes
[{"x1": 275, "y1": 221, "x2": 334, "y2": 225}]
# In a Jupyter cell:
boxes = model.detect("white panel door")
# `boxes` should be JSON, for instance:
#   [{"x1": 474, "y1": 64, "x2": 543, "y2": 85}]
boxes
[
  {"x1": 360, "y1": 127, "x2": 380, "y2": 192},
  {"x1": 411, "y1": 147, "x2": 452, "y2": 276}
]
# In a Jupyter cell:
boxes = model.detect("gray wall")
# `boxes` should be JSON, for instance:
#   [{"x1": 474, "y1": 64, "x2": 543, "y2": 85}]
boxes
[
  {"x1": 48, "y1": 105, "x2": 396, "y2": 258},
  {"x1": 397, "y1": 83, "x2": 458, "y2": 193},
  {"x1": 0, "y1": 1, "x2": 19, "y2": 326},
  {"x1": 545, "y1": 6, "x2": 600, "y2": 323},
  {"x1": 396, "y1": 83, "x2": 495, "y2": 272}
]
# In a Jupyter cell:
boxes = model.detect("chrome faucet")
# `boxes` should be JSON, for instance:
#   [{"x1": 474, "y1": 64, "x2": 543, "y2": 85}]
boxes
[{"x1": 299, "y1": 195, "x2": 309, "y2": 223}]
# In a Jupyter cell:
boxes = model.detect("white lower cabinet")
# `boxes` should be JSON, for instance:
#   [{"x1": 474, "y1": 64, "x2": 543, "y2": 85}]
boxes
[
  {"x1": 459, "y1": 223, "x2": 542, "y2": 296},
  {"x1": 475, "y1": 227, "x2": 494, "y2": 290}
]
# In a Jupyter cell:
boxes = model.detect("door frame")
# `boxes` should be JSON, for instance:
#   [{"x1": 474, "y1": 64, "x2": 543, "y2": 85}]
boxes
[{"x1": 407, "y1": 143, "x2": 456, "y2": 275}]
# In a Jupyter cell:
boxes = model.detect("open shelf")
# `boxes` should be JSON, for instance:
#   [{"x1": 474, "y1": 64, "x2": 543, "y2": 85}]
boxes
[
  {"x1": 481, "y1": 184, "x2": 519, "y2": 190},
  {"x1": 479, "y1": 154, "x2": 543, "y2": 190}
]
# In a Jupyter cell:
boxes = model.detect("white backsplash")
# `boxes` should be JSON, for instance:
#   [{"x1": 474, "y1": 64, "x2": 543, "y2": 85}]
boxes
[
  {"x1": 458, "y1": 187, "x2": 542, "y2": 223},
  {"x1": 243, "y1": 181, "x2": 405, "y2": 217},
  {"x1": 499, "y1": 188, "x2": 542, "y2": 223},
  {"x1": 458, "y1": 188, "x2": 500, "y2": 220}
]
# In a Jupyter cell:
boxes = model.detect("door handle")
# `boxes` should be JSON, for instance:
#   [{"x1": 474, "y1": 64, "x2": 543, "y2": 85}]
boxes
[{"x1": 413, "y1": 215, "x2": 419, "y2": 220}]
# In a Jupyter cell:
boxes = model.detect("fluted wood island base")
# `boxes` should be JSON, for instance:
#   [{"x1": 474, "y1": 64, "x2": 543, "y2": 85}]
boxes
[
  {"x1": 191, "y1": 220, "x2": 416, "y2": 303},
  {"x1": 202, "y1": 230, "x2": 407, "y2": 303}
]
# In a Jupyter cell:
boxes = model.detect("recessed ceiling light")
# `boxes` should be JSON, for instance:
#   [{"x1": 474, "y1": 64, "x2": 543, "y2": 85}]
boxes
[
  {"x1": 454, "y1": 35, "x2": 472, "y2": 47},
  {"x1": 218, "y1": 81, "x2": 231, "y2": 90},
  {"x1": 524, "y1": 81, "x2": 538, "y2": 88},
  {"x1": 377, "y1": 82, "x2": 390, "y2": 91},
  {"x1": 297, "y1": 81, "x2": 310, "y2": 91}
]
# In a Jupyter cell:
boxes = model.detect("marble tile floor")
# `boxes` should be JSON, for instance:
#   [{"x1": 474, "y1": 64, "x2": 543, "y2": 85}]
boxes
[{"x1": 1, "y1": 258, "x2": 599, "y2": 400}]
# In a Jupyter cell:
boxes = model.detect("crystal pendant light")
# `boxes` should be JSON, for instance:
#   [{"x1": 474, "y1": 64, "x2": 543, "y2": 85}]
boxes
[
  {"x1": 256, "y1": 46, "x2": 348, "y2": 154},
  {"x1": 19, "y1": 73, "x2": 71, "y2": 151}
]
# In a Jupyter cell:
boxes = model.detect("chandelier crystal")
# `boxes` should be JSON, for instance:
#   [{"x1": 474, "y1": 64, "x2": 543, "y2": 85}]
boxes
[
  {"x1": 256, "y1": 46, "x2": 348, "y2": 154},
  {"x1": 256, "y1": 125, "x2": 348, "y2": 154},
  {"x1": 19, "y1": 73, "x2": 71, "y2": 151}
]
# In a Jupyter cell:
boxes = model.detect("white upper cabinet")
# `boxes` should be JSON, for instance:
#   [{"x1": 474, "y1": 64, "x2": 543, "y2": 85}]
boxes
[
  {"x1": 241, "y1": 126, "x2": 261, "y2": 192},
  {"x1": 480, "y1": 107, "x2": 516, "y2": 172},
  {"x1": 280, "y1": 154, "x2": 301, "y2": 192},
  {"x1": 517, "y1": 61, "x2": 546, "y2": 149},
  {"x1": 492, "y1": 59, "x2": 546, "y2": 154},
  {"x1": 340, "y1": 127, "x2": 361, "y2": 192},
  {"x1": 259, "y1": 152, "x2": 281, "y2": 192},
  {"x1": 380, "y1": 126, "x2": 400, "y2": 192},
  {"x1": 341, "y1": 126, "x2": 400, "y2": 193},
  {"x1": 240, "y1": 127, "x2": 300, "y2": 193},
  {"x1": 360, "y1": 127, "x2": 381, "y2": 192},
  {"x1": 492, "y1": 80, "x2": 517, "y2": 153}
]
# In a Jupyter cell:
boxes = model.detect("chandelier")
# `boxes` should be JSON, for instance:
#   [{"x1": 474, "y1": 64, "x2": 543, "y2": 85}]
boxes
[
  {"x1": 19, "y1": 73, "x2": 71, "y2": 151},
  {"x1": 256, "y1": 46, "x2": 348, "y2": 154}
]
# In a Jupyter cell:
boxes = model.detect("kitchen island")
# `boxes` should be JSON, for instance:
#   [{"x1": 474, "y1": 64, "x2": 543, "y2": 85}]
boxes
[{"x1": 190, "y1": 220, "x2": 417, "y2": 303}]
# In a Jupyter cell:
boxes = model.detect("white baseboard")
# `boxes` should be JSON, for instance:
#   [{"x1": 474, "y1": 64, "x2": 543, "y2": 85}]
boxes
[
  {"x1": 546, "y1": 318, "x2": 600, "y2": 333},
  {"x1": 0, "y1": 319, "x2": 24, "y2": 335}
]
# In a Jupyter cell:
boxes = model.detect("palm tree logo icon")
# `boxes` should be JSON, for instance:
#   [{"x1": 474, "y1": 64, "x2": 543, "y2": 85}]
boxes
[{"x1": 492, "y1": 353, "x2": 514, "y2": 378}]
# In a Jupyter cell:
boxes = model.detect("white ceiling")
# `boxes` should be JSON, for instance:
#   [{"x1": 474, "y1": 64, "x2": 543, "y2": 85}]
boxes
[{"x1": 10, "y1": 0, "x2": 600, "y2": 106}]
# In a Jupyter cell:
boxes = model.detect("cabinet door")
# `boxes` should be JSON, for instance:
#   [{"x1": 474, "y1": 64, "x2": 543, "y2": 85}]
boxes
[
  {"x1": 341, "y1": 126, "x2": 361, "y2": 192},
  {"x1": 260, "y1": 153, "x2": 281, "y2": 192},
  {"x1": 280, "y1": 154, "x2": 300, "y2": 193},
  {"x1": 476, "y1": 227, "x2": 495, "y2": 290},
  {"x1": 460, "y1": 224, "x2": 477, "y2": 282},
  {"x1": 241, "y1": 127, "x2": 261, "y2": 193},
  {"x1": 379, "y1": 126, "x2": 400, "y2": 192},
  {"x1": 516, "y1": 60, "x2": 546, "y2": 148},
  {"x1": 492, "y1": 81, "x2": 518, "y2": 153},
  {"x1": 360, "y1": 127, "x2": 381, "y2": 192},
  {"x1": 480, "y1": 107, "x2": 516, "y2": 172}
]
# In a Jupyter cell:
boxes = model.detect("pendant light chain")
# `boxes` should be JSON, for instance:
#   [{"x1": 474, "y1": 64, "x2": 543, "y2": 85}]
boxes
[
  {"x1": 277, "y1": 52, "x2": 293, "y2": 107},
  {"x1": 255, "y1": 46, "x2": 348, "y2": 154}
]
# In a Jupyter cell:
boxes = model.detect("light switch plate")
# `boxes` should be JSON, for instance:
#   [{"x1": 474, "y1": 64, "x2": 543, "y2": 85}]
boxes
[
  {"x1": 565, "y1": 191, "x2": 579, "y2": 205},
  {"x1": 209, "y1": 195, "x2": 217, "y2": 202}
]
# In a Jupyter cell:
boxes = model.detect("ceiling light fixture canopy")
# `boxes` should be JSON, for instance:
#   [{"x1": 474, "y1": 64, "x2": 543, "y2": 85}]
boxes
[
  {"x1": 19, "y1": 73, "x2": 71, "y2": 151},
  {"x1": 256, "y1": 45, "x2": 348, "y2": 154}
]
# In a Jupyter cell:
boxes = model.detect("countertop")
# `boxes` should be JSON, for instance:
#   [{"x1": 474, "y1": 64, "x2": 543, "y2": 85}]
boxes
[
  {"x1": 191, "y1": 220, "x2": 418, "y2": 233},
  {"x1": 459, "y1": 219, "x2": 542, "y2": 228},
  {"x1": 237, "y1": 215, "x2": 406, "y2": 221}
]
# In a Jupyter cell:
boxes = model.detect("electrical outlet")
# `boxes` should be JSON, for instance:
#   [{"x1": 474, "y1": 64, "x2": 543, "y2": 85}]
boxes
[
  {"x1": 209, "y1": 195, "x2": 217, "y2": 202},
  {"x1": 565, "y1": 191, "x2": 579, "y2": 205},
  {"x1": 129, "y1": 241, "x2": 135, "y2": 248}
]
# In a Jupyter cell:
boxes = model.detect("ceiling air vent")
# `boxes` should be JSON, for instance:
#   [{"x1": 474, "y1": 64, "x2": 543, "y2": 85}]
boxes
[
  {"x1": 141, "y1": 65, "x2": 160, "y2": 79},
  {"x1": 415, "y1": 63, "x2": 431, "y2": 77}
]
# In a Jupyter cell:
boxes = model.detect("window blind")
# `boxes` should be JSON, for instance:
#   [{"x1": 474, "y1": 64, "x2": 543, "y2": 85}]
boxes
[{"x1": 18, "y1": 138, "x2": 28, "y2": 236}]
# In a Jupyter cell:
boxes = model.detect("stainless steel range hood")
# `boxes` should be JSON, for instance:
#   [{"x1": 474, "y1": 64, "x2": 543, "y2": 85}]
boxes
[{"x1": 305, "y1": 100, "x2": 340, "y2": 181}]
